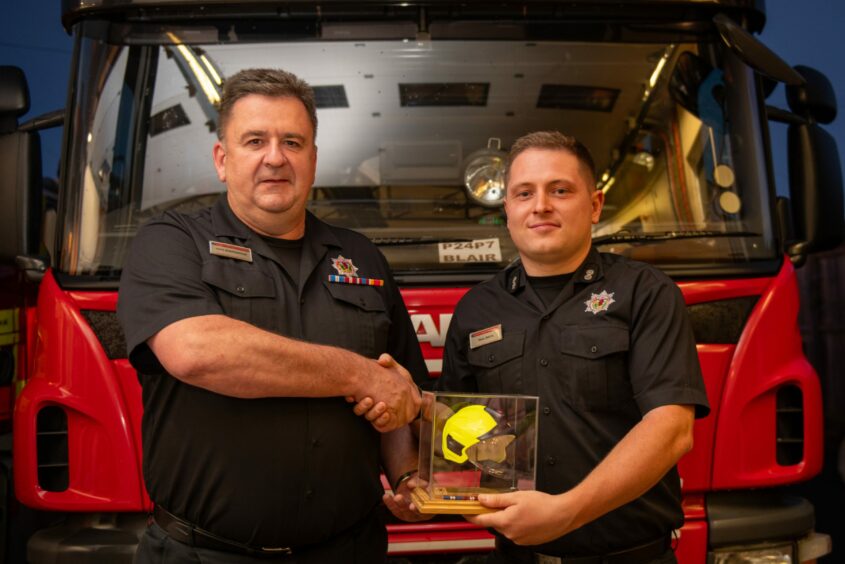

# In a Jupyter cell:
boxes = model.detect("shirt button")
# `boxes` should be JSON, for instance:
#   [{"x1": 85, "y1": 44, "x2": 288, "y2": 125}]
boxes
[
  {"x1": 590, "y1": 345, "x2": 598, "y2": 353},
  {"x1": 305, "y1": 489, "x2": 313, "y2": 499},
  {"x1": 542, "y1": 314, "x2": 550, "y2": 320},
  {"x1": 300, "y1": 298, "x2": 305, "y2": 305},
  {"x1": 311, "y1": 438, "x2": 320, "y2": 447},
  {"x1": 546, "y1": 456, "x2": 556, "y2": 466},
  {"x1": 488, "y1": 354, "x2": 496, "y2": 363},
  {"x1": 543, "y1": 407, "x2": 551, "y2": 415},
  {"x1": 539, "y1": 358, "x2": 549, "y2": 367},
  {"x1": 235, "y1": 285, "x2": 245, "y2": 294}
]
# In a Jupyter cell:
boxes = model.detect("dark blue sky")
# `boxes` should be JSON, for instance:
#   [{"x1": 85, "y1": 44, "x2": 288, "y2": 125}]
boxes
[
  {"x1": 2, "y1": 0, "x2": 844, "y2": 195},
  {"x1": 760, "y1": 0, "x2": 845, "y2": 198},
  {"x1": 2, "y1": 0, "x2": 71, "y2": 178}
]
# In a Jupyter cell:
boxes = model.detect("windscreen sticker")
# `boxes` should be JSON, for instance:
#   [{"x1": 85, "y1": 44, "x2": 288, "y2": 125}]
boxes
[{"x1": 438, "y1": 238, "x2": 502, "y2": 264}]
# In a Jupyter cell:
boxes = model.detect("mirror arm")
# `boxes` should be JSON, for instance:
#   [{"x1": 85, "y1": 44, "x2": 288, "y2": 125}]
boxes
[
  {"x1": 18, "y1": 109, "x2": 65, "y2": 133},
  {"x1": 786, "y1": 241, "x2": 810, "y2": 268},
  {"x1": 766, "y1": 105, "x2": 807, "y2": 126},
  {"x1": 15, "y1": 255, "x2": 48, "y2": 283},
  {"x1": 713, "y1": 13, "x2": 805, "y2": 86}
]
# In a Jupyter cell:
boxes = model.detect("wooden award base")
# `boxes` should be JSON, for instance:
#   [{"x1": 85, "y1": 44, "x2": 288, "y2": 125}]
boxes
[{"x1": 410, "y1": 487, "x2": 496, "y2": 515}]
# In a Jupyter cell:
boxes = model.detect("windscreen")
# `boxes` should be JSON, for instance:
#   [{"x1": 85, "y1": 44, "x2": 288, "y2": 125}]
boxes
[{"x1": 58, "y1": 19, "x2": 777, "y2": 281}]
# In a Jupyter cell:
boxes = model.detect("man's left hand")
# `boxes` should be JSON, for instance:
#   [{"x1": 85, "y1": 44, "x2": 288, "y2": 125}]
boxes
[{"x1": 466, "y1": 491, "x2": 573, "y2": 546}]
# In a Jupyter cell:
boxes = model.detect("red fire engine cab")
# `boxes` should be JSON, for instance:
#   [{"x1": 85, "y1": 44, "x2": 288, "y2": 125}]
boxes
[{"x1": 1, "y1": 1, "x2": 842, "y2": 562}]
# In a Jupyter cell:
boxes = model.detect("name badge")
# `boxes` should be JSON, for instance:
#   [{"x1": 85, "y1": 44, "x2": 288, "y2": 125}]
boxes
[
  {"x1": 209, "y1": 241, "x2": 253, "y2": 263},
  {"x1": 469, "y1": 324, "x2": 503, "y2": 349}
]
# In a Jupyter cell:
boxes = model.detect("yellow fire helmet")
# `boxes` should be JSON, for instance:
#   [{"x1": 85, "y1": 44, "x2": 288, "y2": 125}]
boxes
[{"x1": 442, "y1": 404, "x2": 509, "y2": 464}]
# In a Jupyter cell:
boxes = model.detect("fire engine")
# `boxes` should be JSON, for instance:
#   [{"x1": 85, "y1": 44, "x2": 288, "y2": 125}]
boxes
[{"x1": 1, "y1": 0, "x2": 842, "y2": 562}]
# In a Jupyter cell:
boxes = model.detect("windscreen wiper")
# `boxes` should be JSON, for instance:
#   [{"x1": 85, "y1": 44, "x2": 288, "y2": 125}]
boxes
[
  {"x1": 592, "y1": 230, "x2": 759, "y2": 246},
  {"x1": 371, "y1": 236, "x2": 474, "y2": 246}
]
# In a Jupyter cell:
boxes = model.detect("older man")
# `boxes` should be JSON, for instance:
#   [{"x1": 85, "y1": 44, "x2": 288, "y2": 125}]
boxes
[{"x1": 118, "y1": 68, "x2": 424, "y2": 563}]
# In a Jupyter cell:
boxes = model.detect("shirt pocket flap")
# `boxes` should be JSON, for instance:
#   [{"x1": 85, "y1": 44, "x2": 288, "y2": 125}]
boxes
[
  {"x1": 202, "y1": 261, "x2": 276, "y2": 298},
  {"x1": 324, "y1": 281, "x2": 387, "y2": 312},
  {"x1": 560, "y1": 324, "x2": 629, "y2": 359},
  {"x1": 467, "y1": 331, "x2": 525, "y2": 368}
]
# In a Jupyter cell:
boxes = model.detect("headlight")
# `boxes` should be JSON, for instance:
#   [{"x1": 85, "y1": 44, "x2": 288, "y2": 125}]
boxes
[
  {"x1": 463, "y1": 140, "x2": 507, "y2": 208},
  {"x1": 711, "y1": 543, "x2": 794, "y2": 564}
]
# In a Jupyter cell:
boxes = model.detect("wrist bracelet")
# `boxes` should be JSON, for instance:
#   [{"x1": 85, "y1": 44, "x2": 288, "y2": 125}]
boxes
[{"x1": 393, "y1": 469, "x2": 417, "y2": 492}]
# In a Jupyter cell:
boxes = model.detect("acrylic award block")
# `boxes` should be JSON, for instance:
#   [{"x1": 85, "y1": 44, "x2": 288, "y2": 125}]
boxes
[{"x1": 411, "y1": 391, "x2": 539, "y2": 514}]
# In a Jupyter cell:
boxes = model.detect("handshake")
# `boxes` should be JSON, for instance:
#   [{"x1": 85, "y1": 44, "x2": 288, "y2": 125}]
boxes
[{"x1": 346, "y1": 353, "x2": 422, "y2": 433}]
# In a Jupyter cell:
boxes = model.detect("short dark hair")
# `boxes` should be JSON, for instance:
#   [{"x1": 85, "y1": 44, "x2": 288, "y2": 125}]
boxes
[
  {"x1": 216, "y1": 68, "x2": 317, "y2": 140},
  {"x1": 506, "y1": 131, "x2": 596, "y2": 188}
]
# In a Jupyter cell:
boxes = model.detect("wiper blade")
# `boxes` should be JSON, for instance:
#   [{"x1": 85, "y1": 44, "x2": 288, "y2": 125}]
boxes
[
  {"x1": 593, "y1": 230, "x2": 759, "y2": 246},
  {"x1": 371, "y1": 236, "x2": 473, "y2": 246}
]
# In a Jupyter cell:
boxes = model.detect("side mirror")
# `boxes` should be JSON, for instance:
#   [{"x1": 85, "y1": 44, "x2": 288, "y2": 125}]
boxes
[
  {"x1": 709, "y1": 14, "x2": 842, "y2": 260},
  {"x1": 786, "y1": 66, "x2": 844, "y2": 257},
  {"x1": 0, "y1": 66, "x2": 43, "y2": 265},
  {"x1": 787, "y1": 65, "x2": 837, "y2": 125}
]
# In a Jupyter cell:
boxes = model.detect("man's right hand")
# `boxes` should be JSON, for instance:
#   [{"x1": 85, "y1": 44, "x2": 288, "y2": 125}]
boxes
[{"x1": 351, "y1": 353, "x2": 420, "y2": 432}]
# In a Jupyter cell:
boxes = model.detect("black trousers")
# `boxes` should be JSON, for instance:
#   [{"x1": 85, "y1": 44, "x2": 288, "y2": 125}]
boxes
[{"x1": 133, "y1": 513, "x2": 387, "y2": 564}]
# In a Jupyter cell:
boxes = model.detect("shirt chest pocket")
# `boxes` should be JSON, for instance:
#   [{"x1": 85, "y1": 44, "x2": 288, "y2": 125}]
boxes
[
  {"x1": 560, "y1": 324, "x2": 631, "y2": 411},
  {"x1": 202, "y1": 261, "x2": 278, "y2": 331},
  {"x1": 322, "y1": 282, "x2": 390, "y2": 358},
  {"x1": 467, "y1": 331, "x2": 525, "y2": 394}
]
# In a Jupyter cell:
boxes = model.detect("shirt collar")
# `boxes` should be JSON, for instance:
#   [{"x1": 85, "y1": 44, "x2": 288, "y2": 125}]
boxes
[
  {"x1": 504, "y1": 261, "x2": 527, "y2": 295},
  {"x1": 211, "y1": 195, "x2": 252, "y2": 240},
  {"x1": 210, "y1": 196, "x2": 343, "y2": 261},
  {"x1": 504, "y1": 246, "x2": 604, "y2": 294},
  {"x1": 573, "y1": 246, "x2": 605, "y2": 285}
]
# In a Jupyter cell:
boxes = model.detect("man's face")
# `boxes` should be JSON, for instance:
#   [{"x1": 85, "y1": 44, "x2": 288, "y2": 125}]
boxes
[
  {"x1": 213, "y1": 94, "x2": 317, "y2": 232},
  {"x1": 504, "y1": 148, "x2": 604, "y2": 274}
]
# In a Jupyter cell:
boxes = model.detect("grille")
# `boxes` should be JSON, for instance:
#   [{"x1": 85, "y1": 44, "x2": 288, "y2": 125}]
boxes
[
  {"x1": 36, "y1": 406, "x2": 69, "y2": 492},
  {"x1": 81, "y1": 310, "x2": 127, "y2": 360},
  {"x1": 686, "y1": 296, "x2": 758, "y2": 344},
  {"x1": 776, "y1": 385, "x2": 804, "y2": 466}
]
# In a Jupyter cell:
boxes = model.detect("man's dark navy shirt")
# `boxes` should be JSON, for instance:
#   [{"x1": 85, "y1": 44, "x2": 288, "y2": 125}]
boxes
[
  {"x1": 438, "y1": 247, "x2": 710, "y2": 557},
  {"x1": 118, "y1": 196, "x2": 427, "y2": 548}
]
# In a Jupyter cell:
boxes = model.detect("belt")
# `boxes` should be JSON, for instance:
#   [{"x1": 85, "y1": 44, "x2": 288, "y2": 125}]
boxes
[
  {"x1": 500, "y1": 535, "x2": 671, "y2": 564},
  {"x1": 153, "y1": 505, "x2": 293, "y2": 557}
]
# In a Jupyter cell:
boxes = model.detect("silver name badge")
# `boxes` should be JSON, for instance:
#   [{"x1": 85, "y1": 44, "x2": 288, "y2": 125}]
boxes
[
  {"x1": 209, "y1": 241, "x2": 253, "y2": 263},
  {"x1": 469, "y1": 324, "x2": 503, "y2": 349}
]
